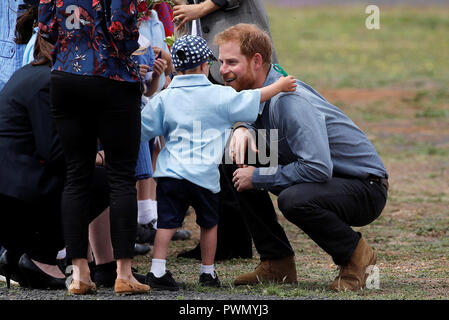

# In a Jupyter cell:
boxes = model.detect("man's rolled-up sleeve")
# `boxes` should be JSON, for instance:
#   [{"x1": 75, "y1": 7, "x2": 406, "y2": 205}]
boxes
[{"x1": 251, "y1": 94, "x2": 333, "y2": 190}]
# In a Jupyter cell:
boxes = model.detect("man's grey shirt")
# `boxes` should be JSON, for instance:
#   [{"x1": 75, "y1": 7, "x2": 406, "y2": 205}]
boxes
[{"x1": 250, "y1": 67, "x2": 388, "y2": 191}]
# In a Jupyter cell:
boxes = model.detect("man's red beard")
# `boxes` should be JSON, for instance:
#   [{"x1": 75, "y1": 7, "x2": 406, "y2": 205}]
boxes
[{"x1": 222, "y1": 65, "x2": 256, "y2": 92}]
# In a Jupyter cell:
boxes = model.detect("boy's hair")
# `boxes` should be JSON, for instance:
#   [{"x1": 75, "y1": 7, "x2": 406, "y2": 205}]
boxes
[
  {"x1": 214, "y1": 23, "x2": 272, "y2": 68},
  {"x1": 176, "y1": 64, "x2": 203, "y2": 75}
]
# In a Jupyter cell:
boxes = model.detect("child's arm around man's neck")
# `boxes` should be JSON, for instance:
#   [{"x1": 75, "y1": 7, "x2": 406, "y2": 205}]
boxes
[{"x1": 259, "y1": 75, "x2": 297, "y2": 102}]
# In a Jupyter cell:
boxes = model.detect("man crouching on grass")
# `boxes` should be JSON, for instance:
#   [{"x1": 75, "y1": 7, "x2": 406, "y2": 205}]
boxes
[{"x1": 216, "y1": 23, "x2": 389, "y2": 291}]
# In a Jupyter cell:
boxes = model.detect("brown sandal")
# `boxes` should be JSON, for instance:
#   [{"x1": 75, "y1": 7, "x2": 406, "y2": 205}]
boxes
[
  {"x1": 68, "y1": 279, "x2": 97, "y2": 295},
  {"x1": 114, "y1": 278, "x2": 150, "y2": 295}
]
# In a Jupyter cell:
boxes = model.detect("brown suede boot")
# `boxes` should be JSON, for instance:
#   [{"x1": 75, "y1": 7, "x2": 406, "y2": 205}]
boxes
[
  {"x1": 329, "y1": 236, "x2": 377, "y2": 291},
  {"x1": 234, "y1": 255, "x2": 297, "y2": 286}
]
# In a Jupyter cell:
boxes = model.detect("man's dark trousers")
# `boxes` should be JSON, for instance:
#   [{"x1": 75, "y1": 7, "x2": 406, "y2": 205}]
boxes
[{"x1": 221, "y1": 164, "x2": 388, "y2": 265}]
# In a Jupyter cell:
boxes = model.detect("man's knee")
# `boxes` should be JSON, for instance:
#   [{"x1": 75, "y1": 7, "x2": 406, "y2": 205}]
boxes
[
  {"x1": 277, "y1": 190, "x2": 291, "y2": 215},
  {"x1": 277, "y1": 188, "x2": 310, "y2": 222},
  {"x1": 278, "y1": 185, "x2": 326, "y2": 226}
]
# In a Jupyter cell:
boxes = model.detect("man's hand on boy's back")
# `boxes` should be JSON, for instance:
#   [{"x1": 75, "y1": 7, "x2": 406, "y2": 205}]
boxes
[{"x1": 229, "y1": 127, "x2": 258, "y2": 167}]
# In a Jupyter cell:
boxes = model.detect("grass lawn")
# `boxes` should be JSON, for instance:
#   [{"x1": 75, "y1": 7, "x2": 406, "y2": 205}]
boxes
[
  {"x1": 132, "y1": 4, "x2": 449, "y2": 300},
  {"x1": 268, "y1": 4, "x2": 449, "y2": 89}
]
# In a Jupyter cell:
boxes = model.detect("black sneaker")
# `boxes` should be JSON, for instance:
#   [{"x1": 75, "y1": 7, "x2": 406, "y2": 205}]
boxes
[
  {"x1": 172, "y1": 229, "x2": 192, "y2": 241},
  {"x1": 146, "y1": 271, "x2": 184, "y2": 291},
  {"x1": 134, "y1": 243, "x2": 151, "y2": 256},
  {"x1": 136, "y1": 223, "x2": 157, "y2": 244},
  {"x1": 199, "y1": 272, "x2": 221, "y2": 288},
  {"x1": 132, "y1": 270, "x2": 147, "y2": 285}
]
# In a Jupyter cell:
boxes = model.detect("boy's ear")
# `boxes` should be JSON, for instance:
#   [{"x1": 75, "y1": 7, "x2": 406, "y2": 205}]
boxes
[{"x1": 201, "y1": 61, "x2": 210, "y2": 75}]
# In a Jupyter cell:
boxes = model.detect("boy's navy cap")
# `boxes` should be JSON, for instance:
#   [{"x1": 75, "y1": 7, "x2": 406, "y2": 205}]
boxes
[{"x1": 171, "y1": 35, "x2": 215, "y2": 71}]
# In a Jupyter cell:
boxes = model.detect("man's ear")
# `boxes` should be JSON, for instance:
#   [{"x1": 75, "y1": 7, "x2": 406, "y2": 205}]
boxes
[{"x1": 251, "y1": 53, "x2": 263, "y2": 71}]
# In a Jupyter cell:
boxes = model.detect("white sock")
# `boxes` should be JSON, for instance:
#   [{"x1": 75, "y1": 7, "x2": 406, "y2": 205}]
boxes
[
  {"x1": 138, "y1": 199, "x2": 153, "y2": 225},
  {"x1": 150, "y1": 258, "x2": 166, "y2": 278},
  {"x1": 200, "y1": 264, "x2": 215, "y2": 278},
  {"x1": 151, "y1": 200, "x2": 158, "y2": 229}
]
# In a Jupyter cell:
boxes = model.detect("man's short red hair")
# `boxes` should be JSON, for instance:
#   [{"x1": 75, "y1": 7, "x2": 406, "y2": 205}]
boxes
[{"x1": 214, "y1": 23, "x2": 272, "y2": 68}]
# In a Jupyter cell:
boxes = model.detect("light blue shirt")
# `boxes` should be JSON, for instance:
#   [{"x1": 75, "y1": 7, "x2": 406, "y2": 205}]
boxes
[
  {"x1": 141, "y1": 74, "x2": 261, "y2": 193},
  {"x1": 138, "y1": 10, "x2": 170, "y2": 92},
  {"x1": 0, "y1": 0, "x2": 26, "y2": 91},
  {"x1": 22, "y1": 27, "x2": 38, "y2": 66}
]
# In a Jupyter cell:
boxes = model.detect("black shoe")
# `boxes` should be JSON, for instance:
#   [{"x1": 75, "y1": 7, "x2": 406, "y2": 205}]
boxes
[
  {"x1": 199, "y1": 272, "x2": 221, "y2": 288},
  {"x1": 146, "y1": 271, "x2": 184, "y2": 291},
  {"x1": 92, "y1": 261, "x2": 147, "y2": 288},
  {"x1": 18, "y1": 253, "x2": 66, "y2": 289},
  {"x1": 172, "y1": 229, "x2": 192, "y2": 241},
  {"x1": 93, "y1": 261, "x2": 116, "y2": 287},
  {"x1": 136, "y1": 223, "x2": 157, "y2": 244},
  {"x1": 132, "y1": 268, "x2": 147, "y2": 284},
  {"x1": 0, "y1": 250, "x2": 28, "y2": 288},
  {"x1": 56, "y1": 257, "x2": 71, "y2": 276},
  {"x1": 177, "y1": 244, "x2": 252, "y2": 261},
  {"x1": 177, "y1": 244, "x2": 201, "y2": 260},
  {"x1": 134, "y1": 243, "x2": 151, "y2": 256}
]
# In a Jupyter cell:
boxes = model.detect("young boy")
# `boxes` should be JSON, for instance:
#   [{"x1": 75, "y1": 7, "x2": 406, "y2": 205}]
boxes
[{"x1": 141, "y1": 35, "x2": 296, "y2": 290}]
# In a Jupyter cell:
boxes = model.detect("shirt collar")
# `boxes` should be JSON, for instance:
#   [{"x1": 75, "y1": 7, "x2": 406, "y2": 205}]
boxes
[
  {"x1": 263, "y1": 65, "x2": 282, "y2": 87},
  {"x1": 168, "y1": 74, "x2": 212, "y2": 89}
]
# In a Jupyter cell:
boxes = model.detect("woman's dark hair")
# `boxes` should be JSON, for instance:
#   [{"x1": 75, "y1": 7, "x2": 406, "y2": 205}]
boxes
[
  {"x1": 15, "y1": 6, "x2": 38, "y2": 45},
  {"x1": 31, "y1": 34, "x2": 54, "y2": 67}
]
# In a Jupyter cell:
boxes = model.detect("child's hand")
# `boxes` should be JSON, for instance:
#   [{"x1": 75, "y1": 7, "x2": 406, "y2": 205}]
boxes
[
  {"x1": 139, "y1": 64, "x2": 151, "y2": 79},
  {"x1": 277, "y1": 75, "x2": 297, "y2": 92},
  {"x1": 152, "y1": 58, "x2": 168, "y2": 80}
]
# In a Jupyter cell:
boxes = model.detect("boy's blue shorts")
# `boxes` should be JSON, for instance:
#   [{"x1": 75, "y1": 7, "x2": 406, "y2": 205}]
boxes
[{"x1": 156, "y1": 177, "x2": 219, "y2": 229}]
